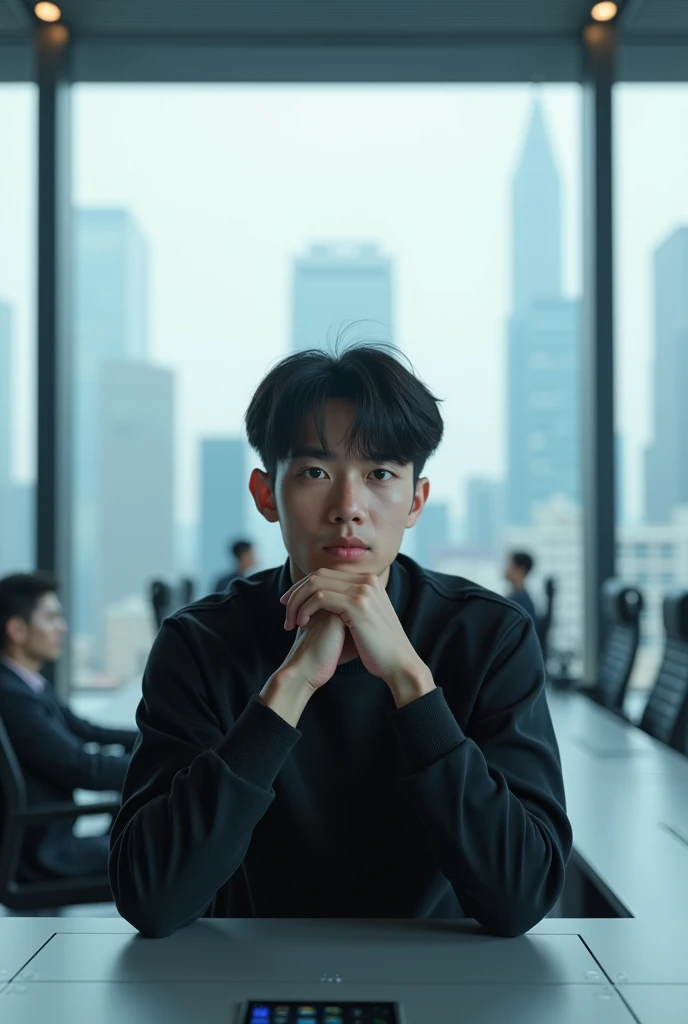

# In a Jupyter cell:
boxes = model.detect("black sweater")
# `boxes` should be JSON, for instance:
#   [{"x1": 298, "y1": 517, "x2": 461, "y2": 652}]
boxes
[{"x1": 109, "y1": 555, "x2": 572, "y2": 938}]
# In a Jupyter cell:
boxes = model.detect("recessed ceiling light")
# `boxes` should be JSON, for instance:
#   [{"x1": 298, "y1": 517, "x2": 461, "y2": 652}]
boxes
[
  {"x1": 34, "y1": 2, "x2": 62, "y2": 22},
  {"x1": 591, "y1": 2, "x2": 618, "y2": 21}
]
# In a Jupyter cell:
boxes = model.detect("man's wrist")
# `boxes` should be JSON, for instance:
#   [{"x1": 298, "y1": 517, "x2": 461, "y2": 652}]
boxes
[
  {"x1": 258, "y1": 666, "x2": 316, "y2": 727},
  {"x1": 385, "y1": 661, "x2": 435, "y2": 708}
]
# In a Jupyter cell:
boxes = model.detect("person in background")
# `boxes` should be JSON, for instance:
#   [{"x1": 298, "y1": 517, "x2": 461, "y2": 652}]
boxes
[
  {"x1": 214, "y1": 539, "x2": 257, "y2": 592},
  {"x1": 505, "y1": 551, "x2": 537, "y2": 621},
  {"x1": 0, "y1": 572, "x2": 138, "y2": 881}
]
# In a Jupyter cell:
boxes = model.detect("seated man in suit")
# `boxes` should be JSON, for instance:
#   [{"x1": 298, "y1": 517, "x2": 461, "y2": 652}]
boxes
[
  {"x1": 0, "y1": 572, "x2": 138, "y2": 881},
  {"x1": 213, "y1": 539, "x2": 257, "y2": 593}
]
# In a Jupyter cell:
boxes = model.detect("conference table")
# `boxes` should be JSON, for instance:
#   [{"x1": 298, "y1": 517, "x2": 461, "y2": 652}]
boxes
[{"x1": 0, "y1": 688, "x2": 686, "y2": 1023}]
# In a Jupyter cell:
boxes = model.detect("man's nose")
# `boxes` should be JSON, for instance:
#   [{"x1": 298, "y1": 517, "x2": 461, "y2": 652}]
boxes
[{"x1": 328, "y1": 480, "x2": 366, "y2": 523}]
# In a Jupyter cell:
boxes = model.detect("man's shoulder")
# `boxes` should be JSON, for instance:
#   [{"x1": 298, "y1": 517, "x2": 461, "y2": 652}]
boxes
[
  {"x1": 0, "y1": 660, "x2": 26, "y2": 690},
  {"x1": 400, "y1": 555, "x2": 533, "y2": 633},
  {"x1": 167, "y1": 564, "x2": 283, "y2": 637}
]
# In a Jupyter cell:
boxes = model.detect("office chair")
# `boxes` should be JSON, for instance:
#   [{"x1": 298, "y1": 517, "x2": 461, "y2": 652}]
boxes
[
  {"x1": 587, "y1": 579, "x2": 644, "y2": 713},
  {"x1": 0, "y1": 715, "x2": 120, "y2": 911},
  {"x1": 179, "y1": 577, "x2": 195, "y2": 607},
  {"x1": 638, "y1": 591, "x2": 688, "y2": 755},
  {"x1": 535, "y1": 577, "x2": 556, "y2": 663},
  {"x1": 150, "y1": 579, "x2": 173, "y2": 631}
]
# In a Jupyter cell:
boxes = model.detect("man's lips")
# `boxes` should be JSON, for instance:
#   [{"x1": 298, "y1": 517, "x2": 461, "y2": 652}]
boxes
[{"x1": 324, "y1": 540, "x2": 370, "y2": 559}]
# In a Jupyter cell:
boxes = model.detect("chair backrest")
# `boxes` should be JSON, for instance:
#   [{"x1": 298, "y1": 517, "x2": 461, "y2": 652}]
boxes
[
  {"x1": 179, "y1": 577, "x2": 194, "y2": 606},
  {"x1": 0, "y1": 713, "x2": 27, "y2": 817},
  {"x1": 596, "y1": 579, "x2": 644, "y2": 711},
  {"x1": 0, "y1": 712, "x2": 29, "y2": 892},
  {"x1": 149, "y1": 580, "x2": 173, "y2": 631},
  {"x1": 535, "y1": 577, "x2": 556, "y2": 660},
  {"x1": 639, "y1": 591, "x2": 688, "y2": 753}
]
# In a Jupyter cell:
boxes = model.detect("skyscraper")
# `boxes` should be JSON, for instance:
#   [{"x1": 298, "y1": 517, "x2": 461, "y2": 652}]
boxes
[
  {"x1": 466, "y1": 477, "x2": 504, "y2": 553},
  {"x1": 0, "y1": 303, "x2": 13, "y2": 573},
  {"x1": 644, "y1": 226, "x2": 688, "y2": 523},
  {"x1": 200, "y1": 438, "x2": 247, "y2": 594},
  {"x1": 98, "y1": 362, "x2": 175, "y2": 654},
  {"x1": 0, "y1": 302, "x2": 11, "y2": 491},
  {"x1": 74, "y1": 209, "x2": 149, "y2": 638},
  {"x1": 511, "y1": 99, "x2": 562, "y2": 316},
  {"x1": 506, "y1": 99, "x2": 580, "y2": 526},
  {"x1": 292, "y1": 243, "x2": 393, "y2": 351},
  {"x1": 0, "y1": 303, "x2": 34, "y2": 575},
  {"x1": 507, "y1": 298, "x2": 580, "y2": 525}
]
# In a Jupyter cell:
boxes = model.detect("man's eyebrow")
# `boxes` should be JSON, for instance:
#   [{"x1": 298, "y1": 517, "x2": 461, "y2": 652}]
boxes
[{"x1": 290, "y1": 446, "x2": 335, "y2": 460}]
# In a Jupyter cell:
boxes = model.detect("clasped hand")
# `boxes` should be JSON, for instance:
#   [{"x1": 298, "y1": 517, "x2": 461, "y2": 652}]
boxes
[{"x1": 280, "y1": 568, "x2": 433, "y2": 700}]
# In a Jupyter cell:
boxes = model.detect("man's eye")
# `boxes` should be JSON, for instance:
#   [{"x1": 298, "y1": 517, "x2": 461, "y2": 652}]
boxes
[
  {"x1": 370, "y1": 469, "x2": 393, "y2": 481},
  {"x1": 302, "y1": 467, "x2": 326, "y2": 480}
]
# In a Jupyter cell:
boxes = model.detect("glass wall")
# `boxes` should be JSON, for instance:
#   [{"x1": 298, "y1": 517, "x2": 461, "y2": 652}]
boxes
[
  {"x1": 0, "y1": 85, "x2": 36, "y2": 581},
  {"x1": 614, "y1": 84, "x2": 688, "y2": 689},
  {"x1": 71, "y1": 83, "x2": 582, "y2": 688}
]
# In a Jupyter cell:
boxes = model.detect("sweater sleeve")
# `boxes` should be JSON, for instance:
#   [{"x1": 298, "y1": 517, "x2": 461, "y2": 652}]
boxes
[
  {"x1": 388, "y1": 615, "x2": 572, "y2": 937},
  {"x1": 108, "y1": 617, "x2": 301, "y2": 938},
  {"x1": 61, "y1": 706, "x2": 139, "y2": 751},
  {"x1": 0, "y1": 685, "x2": 131, "y2": 793}
]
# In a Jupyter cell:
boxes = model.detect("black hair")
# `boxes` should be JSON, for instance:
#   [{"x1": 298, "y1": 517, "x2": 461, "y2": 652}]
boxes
[
  {"x1": 0, "y1": 572, "x2": 59, "y2": 651},
  {"x1": 230, "y1": 539, "x2": 253, "y2": 561},
  {"x1": 511, "y1": 552, "x2": 534, "y2": 576},
  {"x1": 245, "y1": 342, "x2": 444, "y2": 482}
]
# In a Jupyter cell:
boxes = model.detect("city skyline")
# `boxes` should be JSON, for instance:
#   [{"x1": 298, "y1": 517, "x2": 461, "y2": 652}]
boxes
[
  {"x1": 3, "y1": 84, "x2": 688, "y2": 527},
  {"x1": 2, "y1": 83, "x2": 688, "y2": 675}
]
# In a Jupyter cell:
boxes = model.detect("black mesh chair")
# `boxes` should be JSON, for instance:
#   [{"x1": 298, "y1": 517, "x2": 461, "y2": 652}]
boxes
[
  {"x1": 179, "y1": 577, "x2": 195, "y2": 607},
  {"x1": 639, "y1": 591, "x2": 688, "y2": 755},
  {"x1": 150, "y1": 579, "x2": 173, "y2": 631},
  {"x1": 0, "y1": 714, "x2": 120, "y2": 911},
  {"x1": 535, "y1": 577, "x2": 556, "y2": 663},
  {"x1": 587, "y1": 579, "x2": 644, "y2": 712}
]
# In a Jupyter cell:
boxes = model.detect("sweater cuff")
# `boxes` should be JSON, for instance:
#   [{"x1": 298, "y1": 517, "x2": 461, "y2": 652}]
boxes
[
  {"x1": 389, "y1": 686, "x2": 465, "y2": 775},
  {"x1": 215, "y1": 695, "x2": 301, "y2": 791}
]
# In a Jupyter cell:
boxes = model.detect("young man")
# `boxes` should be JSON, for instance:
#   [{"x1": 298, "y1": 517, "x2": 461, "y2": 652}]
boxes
[
  {"x1": 214, "y1": 539, "x2": 257, "y2": 593},
  {"x1": 110, "y1": 345, "x2": 572, "y2": 939},
  {"x1": 505, "y1": 551, "x2": 537, "y2": 621},
  {"x1": 0, "y1": 573, "x2": 138, "y2": 880}
]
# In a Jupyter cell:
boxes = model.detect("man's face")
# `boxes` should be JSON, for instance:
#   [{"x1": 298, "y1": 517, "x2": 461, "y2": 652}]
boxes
[
  {"x1": 6, "y1": 592, "x2": 67, "y2": 664},
  {"x1": 240, "y1": 547, "x2": 257, "y2": 573},
  {"x1": 251, "y1": 399, "x2": 429, "y2": 584},
  {"x1": 505, "y1": 559, "x2": 524, "y2": 588}
]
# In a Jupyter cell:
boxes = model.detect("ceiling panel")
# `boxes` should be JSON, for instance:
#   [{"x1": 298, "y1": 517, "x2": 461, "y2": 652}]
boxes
[
  {"x1": 58, "y1": 0, "x2": 593, "y2": 37},
  {"x1": 0, "y1": 0, "x2": 29, "y2": 34},
  {"x1": 623, "y1": 0, "x2": 688, "y2": 35}
]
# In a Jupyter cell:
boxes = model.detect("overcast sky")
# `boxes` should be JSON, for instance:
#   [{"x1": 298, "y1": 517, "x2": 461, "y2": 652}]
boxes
[{"x1": 2, "y1": 82, "x2": 688, "y2": 536}]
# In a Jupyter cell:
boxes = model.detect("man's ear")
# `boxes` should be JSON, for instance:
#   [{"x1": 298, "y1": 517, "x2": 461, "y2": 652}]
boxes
[
  {"x1": 249, "y1": 468, "x2": 279, "y2": 524},
  {"x1": 5, "y1": 615, "x2": 28, "y2": 648},
  {"x1": 406, "y1": 477, "x2": 430, "y2": 528}
]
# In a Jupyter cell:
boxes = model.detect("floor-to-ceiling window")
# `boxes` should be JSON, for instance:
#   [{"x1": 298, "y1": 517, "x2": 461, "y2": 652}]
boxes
[
  {"x1": 71, "y1": 83, "x2": 582, "y2": 689},
  {"x1": 614, "y1": 84, "x2": 688, "y2": 689},
  {"x1": 0, "y1": 84, "x2": 37, "y2": 581}
]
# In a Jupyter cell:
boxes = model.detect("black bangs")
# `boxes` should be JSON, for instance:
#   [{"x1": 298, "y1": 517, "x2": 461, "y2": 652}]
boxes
[{"x1": 245, "y1": 343, "x2": 444, "y2": 478}]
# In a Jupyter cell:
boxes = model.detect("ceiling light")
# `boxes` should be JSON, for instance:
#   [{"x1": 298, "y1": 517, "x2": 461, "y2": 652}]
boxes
[
  {"x1": 590, "y1": 2, "x2": 618, "y2": 21},
  {"x1": 34, "y1": 2, "x2": 62, "y2": 22}
]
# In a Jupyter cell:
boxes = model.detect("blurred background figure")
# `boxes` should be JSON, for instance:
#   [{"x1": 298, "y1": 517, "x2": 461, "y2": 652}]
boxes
[
  {"x1": 213, "y1": 539, "x2": 257, "y2": 593},
  {"x1": 0, "y1": 572, "x2": 137, "y2": 882},
  {"x1": 505, "y1": 551, "x2": 537, "y2": 620}
]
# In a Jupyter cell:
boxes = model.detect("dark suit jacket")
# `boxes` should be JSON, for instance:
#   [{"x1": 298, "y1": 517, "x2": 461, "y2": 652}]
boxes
[{"x1": 0, "y1": 661, "x2": 138, "y2": 879}]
